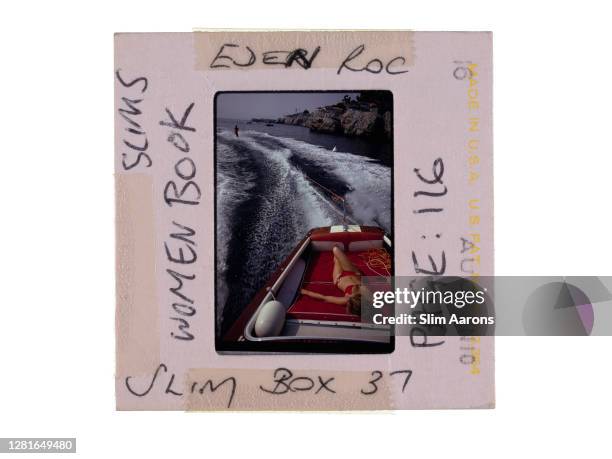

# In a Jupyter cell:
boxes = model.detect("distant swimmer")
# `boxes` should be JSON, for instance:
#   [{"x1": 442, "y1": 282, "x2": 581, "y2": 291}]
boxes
[{"x1": 234, "y1": 125, "x2": 239, "y2": 137}]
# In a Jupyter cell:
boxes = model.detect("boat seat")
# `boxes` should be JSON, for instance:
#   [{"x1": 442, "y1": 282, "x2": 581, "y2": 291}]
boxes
[
  {"x1": 287, "y1": 245, "x2": 392, "y2": 322},
  {"x1": 303, "y1": 250, "x2": 385, "y2": 283},
  {"x1": 310, "y1": 228, "x2": 384, "y2": 246},
  {"x1": 287, "y1": 282, "x2": 361, "y2": 322}
]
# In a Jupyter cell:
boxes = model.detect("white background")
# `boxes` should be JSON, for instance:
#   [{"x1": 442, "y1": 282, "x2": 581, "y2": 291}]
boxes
[{"x1": 0, "y1": 1, "x2": 610, "y2": 457}]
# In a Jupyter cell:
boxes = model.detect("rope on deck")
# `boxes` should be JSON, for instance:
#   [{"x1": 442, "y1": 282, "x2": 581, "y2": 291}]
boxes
[{"x1": 359, "y1": 248, "x2": 392, "y2": 277}]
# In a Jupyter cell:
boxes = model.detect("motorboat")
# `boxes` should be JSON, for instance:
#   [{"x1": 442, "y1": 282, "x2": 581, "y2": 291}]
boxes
[{"x1": 217, "y1": 225, "x2": 394, "y2": 353}]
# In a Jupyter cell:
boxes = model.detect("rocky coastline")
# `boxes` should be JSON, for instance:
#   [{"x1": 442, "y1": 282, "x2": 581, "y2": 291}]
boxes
[{"x1": 253, "y1": 92, "x2": 392, "y2": 140}]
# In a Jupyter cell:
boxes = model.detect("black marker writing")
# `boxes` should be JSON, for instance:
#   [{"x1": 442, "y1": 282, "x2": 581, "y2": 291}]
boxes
[
  {"x1": 125, "y1": 364, "x2": 236, "y2": 408},
  {"x1": 360, "y1": 370, "x2": 414, "y2": 395},
  {"x1": 209, "y1": 42, "x2": 408, "y2": 75},
  {"x1": 211, "y1": 44, "x2": 321, "y2": 69},
  {"x1": 259, "y1": 368, "x2": 336, "y2": 395},
  {"x1": 161, "y1": 103, "x2": 201, "y2": 207},
  {"x1": 337, "y1": 45, "x2": 409, "y2": 75},
  {"x1": 159, "y1": 103, "x2": 200, "y2": 341},
  {"x1": 116, "y1": 69, "x2": 151, "y2": 170}
]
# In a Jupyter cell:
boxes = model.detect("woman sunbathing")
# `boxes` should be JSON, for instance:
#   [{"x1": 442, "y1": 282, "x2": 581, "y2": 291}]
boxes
[{"x1": 300, "y1": 246, "x2": 365, "y2": 316}]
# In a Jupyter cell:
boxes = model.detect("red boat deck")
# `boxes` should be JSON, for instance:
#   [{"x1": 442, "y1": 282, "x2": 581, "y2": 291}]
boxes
[{"x1": 287, "y1": 249, "x2": 388, "y2": 322}]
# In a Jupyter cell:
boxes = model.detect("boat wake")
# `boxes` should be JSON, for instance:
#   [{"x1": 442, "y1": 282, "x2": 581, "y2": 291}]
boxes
[{"x1": 216, "y1": 129, "x2": 391, "y2": 334}]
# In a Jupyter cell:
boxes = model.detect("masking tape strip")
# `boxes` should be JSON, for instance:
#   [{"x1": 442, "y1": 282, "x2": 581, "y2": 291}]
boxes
[
  {"x1": 193, "y1": 30, "x2": 414, "y2": 71},
  {"x1": 115, "y1": 173, "x2": 160, "y2": 377},
  {"x1": 185, "y1": 368, "x2": 393, "y2": 411}
]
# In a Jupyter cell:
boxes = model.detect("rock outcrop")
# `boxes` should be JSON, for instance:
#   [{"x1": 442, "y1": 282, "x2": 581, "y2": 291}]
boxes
[
  {"x1": 280, "y1": 111, "x2": 311, "y2": 126},
  {"x1": 304, "y1": 106, "x2": 344, "y2": 134},
  {"x1": 275, "y1": 94, "x2": 392, "y2": 139},
  {"x1": 340, "y1": 109, "x2": 380, "y2": 137}
]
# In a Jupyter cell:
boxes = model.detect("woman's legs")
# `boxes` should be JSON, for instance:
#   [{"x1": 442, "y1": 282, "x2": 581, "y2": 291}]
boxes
[{"x1": 332, "y1": 246, "x2": 358, "y2": 272}]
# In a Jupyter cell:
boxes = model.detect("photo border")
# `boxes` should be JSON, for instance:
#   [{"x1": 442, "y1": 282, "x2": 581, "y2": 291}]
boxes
[{"x1": 213, "y1": 90, "x2": 395, "y2": 354}]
